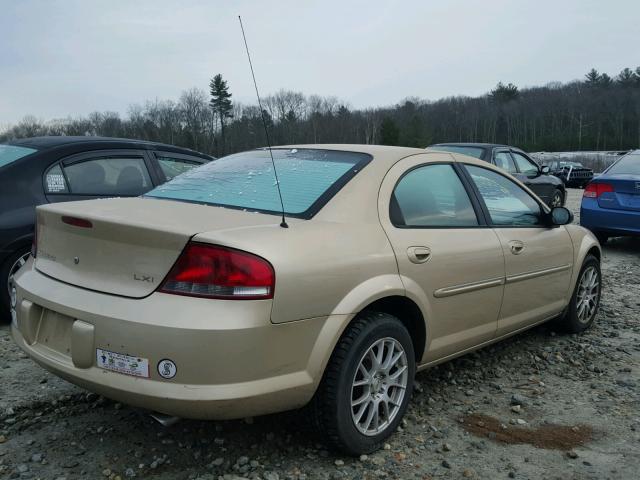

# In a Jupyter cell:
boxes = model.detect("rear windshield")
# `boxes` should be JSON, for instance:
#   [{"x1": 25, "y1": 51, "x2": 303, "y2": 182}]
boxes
[
  {"x1": 0, "y1": 144, "x2": 37, "y2": 168},
  {"x1": 428, "y1": 145, "x2": 485, "y2": 159},
  {"x1": 606, "y1": 154, "x2": 640, "y2": 175},
  {"x1": 146, "y1": 148, "x2": 371, "y2": 218}
]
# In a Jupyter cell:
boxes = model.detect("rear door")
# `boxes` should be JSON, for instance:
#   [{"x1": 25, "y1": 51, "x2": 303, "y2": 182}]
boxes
[
  {"x1": 379, "y1": 154, "x2": 505, "y2": 363},
  {"x1": 43, "y1": 150, "x2": 157, "y2": 203},
  {"x1": 462, "y1": 164, "x2": 573, "y2": 336}
]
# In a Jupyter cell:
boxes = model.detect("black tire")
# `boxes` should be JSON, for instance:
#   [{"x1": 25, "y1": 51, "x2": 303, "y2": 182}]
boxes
[
  {"x1": 312, "y1": 311, "x2": 415, "y2": 455},
  {"x1": 550, "y1": 189, "x2": 564, "y2": 208},
  {"x1": 559, "y1": 254, "x2": 601, "y2": 333},
  {"x1": 0, "y1": 247, "x2": 31, "y2": 323}
]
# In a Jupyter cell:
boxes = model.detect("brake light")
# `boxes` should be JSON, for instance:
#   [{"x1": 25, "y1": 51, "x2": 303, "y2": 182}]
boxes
[
  {"x1": 62, "y1": 216, "x2": 93, "y2": 228},
  {"x1": 583, "y1": 182, "x2": 613, "y2": 198},
  {"x1": 159, "y1": 243, "x2": 275, "y2": 299}
]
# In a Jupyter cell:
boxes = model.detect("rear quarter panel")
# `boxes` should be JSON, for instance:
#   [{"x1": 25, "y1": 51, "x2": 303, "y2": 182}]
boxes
[{"x1": 193, "y1": 220, "x2": 400, "y2": 324}]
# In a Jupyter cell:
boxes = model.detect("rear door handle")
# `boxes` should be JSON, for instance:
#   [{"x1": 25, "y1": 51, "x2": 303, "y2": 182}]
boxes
[
  {"x1": 508, "y1": 240, "x2": 525, "y2": 255},
  {"x1": 407, "y1": 246, "x2": 431, "y2": 264}
]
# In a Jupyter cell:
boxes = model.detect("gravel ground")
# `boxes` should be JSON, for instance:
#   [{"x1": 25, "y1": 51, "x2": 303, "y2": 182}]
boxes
[{"x1": 1, "y1": 189, "x2": 639, "y2": 480}]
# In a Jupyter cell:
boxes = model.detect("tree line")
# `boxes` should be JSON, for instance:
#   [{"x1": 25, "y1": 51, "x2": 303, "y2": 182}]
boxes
[{"x1": 2, "y1": 66, "x2": 639, "y2": 156}]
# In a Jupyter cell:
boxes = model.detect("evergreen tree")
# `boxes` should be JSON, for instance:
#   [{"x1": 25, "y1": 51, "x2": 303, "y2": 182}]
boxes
[
  {"x1": 616, "y1": 67, "x2": 637, "y2": 87},
  {"x1": 599, "y1": 73, "x2": 613, "y2": 87},
  {"x1": 584, "y1": 68, "x2": 601, "y2": 86},
  {"x1": 489, "y1": 82, "x2": 519, "y2": 103},
  {"x1": 379, "y1": 117, "x2": 399, "y2": 145},
  {"x1": 209, "y1": 74, "x2": 233, "y2": 154}
]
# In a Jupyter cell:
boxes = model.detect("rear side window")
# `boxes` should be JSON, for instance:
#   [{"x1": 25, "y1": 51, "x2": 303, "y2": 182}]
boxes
[
  {"x1": 147, "y1": 148, "x2": 371, "y2": 218},
  {"x1": 157, "y1": 156, "x2": 201, "y2": 180},
  {"x1": 391, "y1": 164, "x2": 478, "y2": 227},
  {"x1": 64, "y1": 157, "x2": 152, "y2": 195},
  {"x1": 607, "y1": 153, "x2": 640, "y2": 175},
  {"x1": 44, "y1": 164, "x2": 69, "y2": 193},
  {"x1": 0, "y1": 145, "x2": 36, "y2": 168},
  {"x1": 428, "y1": 145, "x2": 485, "y2": 159}
]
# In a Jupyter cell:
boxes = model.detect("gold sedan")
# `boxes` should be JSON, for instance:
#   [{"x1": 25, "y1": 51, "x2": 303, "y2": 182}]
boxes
[{"x1": 10, "y1": 145, "x2": 601, "y2": 454}]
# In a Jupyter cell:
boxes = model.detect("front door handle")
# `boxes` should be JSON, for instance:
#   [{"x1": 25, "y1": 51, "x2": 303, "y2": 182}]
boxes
[
  {"x1": 407, "y1": 246, "x2": 431, "y2": 264},
  {"x1": 508, "y1": 240, "x2": 525, "y2": 255}
]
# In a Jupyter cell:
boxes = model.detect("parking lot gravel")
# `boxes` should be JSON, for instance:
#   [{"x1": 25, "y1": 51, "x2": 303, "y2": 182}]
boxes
[{"x1": 1, "y1": 189, "x2": 638, "y2": 480}]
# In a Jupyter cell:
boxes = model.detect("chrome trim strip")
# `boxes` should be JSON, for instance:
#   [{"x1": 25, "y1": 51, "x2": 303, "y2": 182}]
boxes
[
  {"x1": 506, "y1": 264, "x2": 572, "y2": 284},
  {"x1": 434, "y1": 277, "x2": 505, "y2": 298}
]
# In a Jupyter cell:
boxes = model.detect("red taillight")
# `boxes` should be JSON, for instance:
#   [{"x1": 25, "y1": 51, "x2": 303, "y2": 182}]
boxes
[
  {"x1": 159, "y1": 243, "x2": 275, "y2": 300},
  {"x1": 583, "y1": 182, "x2": 613, "y2": 198},
  {"x1": 62, "y1": 216, "x2": 93, "y2": 228}
]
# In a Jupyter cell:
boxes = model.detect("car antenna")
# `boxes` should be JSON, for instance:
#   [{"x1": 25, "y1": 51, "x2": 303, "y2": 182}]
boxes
[{"x1": 238, "y1": 15, "x2": 288, "y2": 229}]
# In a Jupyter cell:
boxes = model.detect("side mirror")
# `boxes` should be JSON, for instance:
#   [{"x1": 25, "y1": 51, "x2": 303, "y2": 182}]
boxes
[
  {"x1": 540, "y1": 165, "x2": 550, "y2": 174},
  {"x1": 550, "y1": 206, "x2": 573, "y2": 226}
]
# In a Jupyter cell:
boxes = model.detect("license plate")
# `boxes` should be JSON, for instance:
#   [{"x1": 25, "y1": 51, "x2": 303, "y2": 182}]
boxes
[{"x1": 96, "y1": 348, "x2": 149, "y2": 378}]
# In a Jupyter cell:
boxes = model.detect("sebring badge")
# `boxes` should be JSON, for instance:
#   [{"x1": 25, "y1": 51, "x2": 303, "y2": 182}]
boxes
[{"x1": 73, "y1": 256, "x2": 80, "y2": 265}]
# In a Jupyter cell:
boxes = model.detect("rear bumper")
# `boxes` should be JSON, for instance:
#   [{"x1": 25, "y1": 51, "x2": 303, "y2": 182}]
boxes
[
  {"x1": 11, "y1": 261, "x2": 344, "y2": 419},
  {"x1": 580, "y1": 199, "x2": 640, "y2": 236}
]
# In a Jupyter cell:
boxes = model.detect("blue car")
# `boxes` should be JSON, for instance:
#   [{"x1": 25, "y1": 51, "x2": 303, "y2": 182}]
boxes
[{"x1": 580, "y1": 150, "x2": 640, "y2": 244}]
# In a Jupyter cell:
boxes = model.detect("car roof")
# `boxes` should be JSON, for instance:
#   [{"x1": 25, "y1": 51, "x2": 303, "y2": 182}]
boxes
[
  {"x1": 6, "y1": 136, "x2": 213, "y2": 160},
  {"x1": 430, "y1": 142, "x2": 509, "y2": 149},
  {"x1": 278, "y1": 143, "x2": 494, "y2": 170}
]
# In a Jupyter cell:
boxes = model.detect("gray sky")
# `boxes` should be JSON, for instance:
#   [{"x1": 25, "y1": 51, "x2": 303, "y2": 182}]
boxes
[{"x1": 1, "y1": 0, "x2": 639, "y2": 124}]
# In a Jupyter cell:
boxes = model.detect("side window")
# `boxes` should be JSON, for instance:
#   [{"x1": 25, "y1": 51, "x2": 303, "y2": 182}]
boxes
[
  {"x1": 466, "y1": 165, "x2": 543, "y2": 226},
  {"x1": 493, "y1": 151, "x2": 517, "y2": 173},
  {"x1": 44, "y1": 164, "x2": 69, "y2": 194},
  {"x1": 511, "y1": 152, "x2": 539, "y2": 176},
  {"x1": 157, "y1": 156, "x2": 201, "y2": 181},
  {"x1": 63, "y1": 157, "x2": 152, "y2": 196},
  {"x1": 391, "y1": 164, "x2": 478, "y2": 227}
]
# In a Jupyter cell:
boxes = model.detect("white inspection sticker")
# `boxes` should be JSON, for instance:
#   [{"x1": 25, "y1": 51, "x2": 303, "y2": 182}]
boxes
[{"x1": 96, "y1": 349, "x2": 150, "y2": 378}]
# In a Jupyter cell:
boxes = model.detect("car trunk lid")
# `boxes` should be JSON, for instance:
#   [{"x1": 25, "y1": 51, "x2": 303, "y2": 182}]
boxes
[
  {"x1": 596, "y1": 176, "x2": 640, "y2": 212},
  {"x1": 34, "y1": 197, "x2": 282, "y2": 298}
]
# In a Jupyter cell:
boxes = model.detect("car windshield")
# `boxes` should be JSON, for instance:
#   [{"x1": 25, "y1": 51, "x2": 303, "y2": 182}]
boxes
[
  {"x1": 146, "y1": 148, "x2": 371, "y2": 218},
  {"x1": 606, "y1": 153, "x2": 640, "y2": 175},
  {"x1": 0, "y1": 144, "x2": 37, "y2": 168},
  {"x1": 428, "y1": 145, "x2": 485, "y2": 159}
]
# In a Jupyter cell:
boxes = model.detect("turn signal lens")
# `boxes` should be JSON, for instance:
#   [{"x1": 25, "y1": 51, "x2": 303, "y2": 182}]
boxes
[
  {"x1": 583, "y1": 182, "x2": 613, "y2": 198},
  {"x1": 159, "y1": 243, "x2": 275, "y2": 299}
]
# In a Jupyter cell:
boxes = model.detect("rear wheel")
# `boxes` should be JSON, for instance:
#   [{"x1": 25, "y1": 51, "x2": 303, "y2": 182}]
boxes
[
  {"x1": 559, "y1": 254, "x2": 601, "y2": 333},
  {"x1": 0, "y1": 248, "x2": 31, "y2": 322},
  {"x1": 312, "y1": 311, "x2": 415, "y2": 455}
]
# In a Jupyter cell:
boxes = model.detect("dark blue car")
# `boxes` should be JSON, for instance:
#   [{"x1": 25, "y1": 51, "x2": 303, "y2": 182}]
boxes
[{"x1": 580, "y1": 150, "x2": 640, "y2": 244}]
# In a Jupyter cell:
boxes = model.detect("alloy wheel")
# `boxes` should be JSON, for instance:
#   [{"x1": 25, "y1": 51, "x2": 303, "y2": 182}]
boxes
[
  {"x1": 551, "y1": 191, "x2": 563, "y2": 207},
  {"x1": 576, "y1": 266, "x2": 599, "y2": 324},
  {"x1": 350, "y1": 337, "x2": 408, "y2": 436}
]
